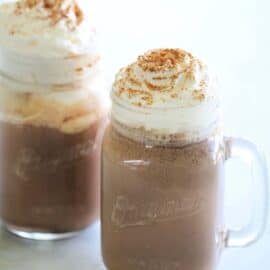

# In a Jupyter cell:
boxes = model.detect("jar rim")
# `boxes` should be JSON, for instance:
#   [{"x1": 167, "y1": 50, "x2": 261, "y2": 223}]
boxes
[{"x1": 111, "y1": 117, "x2": 223, "y2": 147}]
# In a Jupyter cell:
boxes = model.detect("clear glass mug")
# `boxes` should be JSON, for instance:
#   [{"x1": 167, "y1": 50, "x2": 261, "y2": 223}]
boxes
[{"x1": 101, "y1": 115, "x2": 268, "y2": 270}]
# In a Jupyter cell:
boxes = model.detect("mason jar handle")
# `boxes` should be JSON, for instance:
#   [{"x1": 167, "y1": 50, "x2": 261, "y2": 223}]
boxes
[{"x1": 224, "y1": 137, "x2": 268, "y2": 247}]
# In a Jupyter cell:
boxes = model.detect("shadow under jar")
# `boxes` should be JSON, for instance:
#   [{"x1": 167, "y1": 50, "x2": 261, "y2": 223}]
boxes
[{"x1": 101, "y1": 49, "x2": 268, "y2": 270}]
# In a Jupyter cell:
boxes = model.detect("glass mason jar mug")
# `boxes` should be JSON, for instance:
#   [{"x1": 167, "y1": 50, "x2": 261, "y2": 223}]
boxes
[
  {"x1": 102, "y1": 87, "x2": 268, "y2": 269},
  {"x1": 102, "y1": 105, "x2": 267, "y2": 270},
  {"x1": 0, "y1": 47, "x2": 107, "y2": 240}
]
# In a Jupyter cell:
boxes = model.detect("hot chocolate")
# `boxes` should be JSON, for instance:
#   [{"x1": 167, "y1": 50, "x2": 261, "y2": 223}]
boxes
[
  {"x1": 0, "y1": 0, "x2": 107, "y2": 239},
  {"x1": 0, "y1": 119, "x2": 104, "y2": 234},
  {"x1": 102, "y1": 125, "x2": 225, "y2": 270},
  {"x1": 101, "y1": 49, "x2": 225, "y2": 270},
  {"x1": 102, "y1": 48, "x2": 268, "y2": 270}
]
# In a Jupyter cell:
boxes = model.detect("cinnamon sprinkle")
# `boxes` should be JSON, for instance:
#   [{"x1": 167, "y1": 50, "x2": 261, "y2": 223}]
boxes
[
  {"x1": 144, "y1": 80, "x2": 170, "y2": 92},
  {"x1": 15, "y1": 0, "x2": 84, "y2": 30},
  {"x1": 75, "y1": 67, "x2": 83, "y2": 72},
  {"x1": 138, "y1": 49, "x2": 194, "y2": 72},
  {"x1": 129, "y1": 77, "x2": 142, "y2": 87},
  {"x1": 126, "y1": 66, "x2": 142, "y2": 87},
  {"x1": 192, "y1": 90, "x2": 206, "y2": 101},
  {"x1": 114, "y1": 49, "x2": 208, "y2": 107},
  {"x1": 123, "y1": 88, "x2": 153, "y2": 106},
  {"x1": 170, "y1": 93, "x2": 178, "y2": 98}
]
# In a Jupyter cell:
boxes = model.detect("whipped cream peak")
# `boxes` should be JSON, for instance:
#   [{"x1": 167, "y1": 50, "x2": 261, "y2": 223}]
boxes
[
  {"x1": 0, "y1": 0, "x2": 100, "y2": 87},
  {"x1": 112, "y1": 48, "x2": 221, "y2": 142},
  {"x1": 113, "y1": 48, "x2": 215, "y2": 109},
  {"x1": 0, "y1": 0, "x2": 106, "y2": 134},
  {"x1": 15, "y1": 0, "x2": 84, "y2": 30},
  {"x1": 137, "y1": 48, "x2": 196, "y2": 72},
  {"x1": 0, "y1": 0, "x2": 97, "y2": 57}
]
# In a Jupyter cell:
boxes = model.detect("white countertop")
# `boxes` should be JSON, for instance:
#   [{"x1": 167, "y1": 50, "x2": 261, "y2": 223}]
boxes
[{"x1": 0, "y1": 221, "x2": 269, "y2": 270}]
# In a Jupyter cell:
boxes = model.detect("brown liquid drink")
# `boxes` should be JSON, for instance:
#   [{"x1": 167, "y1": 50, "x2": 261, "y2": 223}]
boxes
[
  {"x1": 0, "y1": 0, "x2": 107, "y2": 239},
  {"x1": 102, "y1": 49, "x2": 268, "y2": 270},
  {"x1": 0, "y1": 119, "x2": 104, "y2": 234},
  {"x1": 102, "y1": 126, "x2": 225, "y2": 270},
  {"x1": 102, "y1": 49, "x2": 226, "y2": 270}
]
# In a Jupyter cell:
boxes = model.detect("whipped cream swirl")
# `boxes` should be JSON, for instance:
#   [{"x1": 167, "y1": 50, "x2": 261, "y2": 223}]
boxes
[
  {"x1": 0, "y1": 0, "x2": 96, "y2": 57},
  {"x1": 0, "y1": 0, "x2": 106, "y2": 133},
  {"x1": 112, "y1": 49, "x2": 221, "y2": 143}
]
